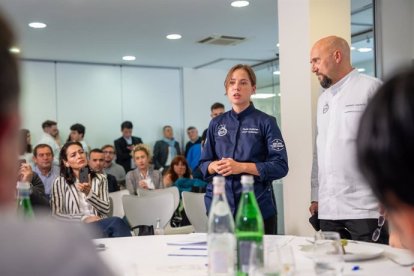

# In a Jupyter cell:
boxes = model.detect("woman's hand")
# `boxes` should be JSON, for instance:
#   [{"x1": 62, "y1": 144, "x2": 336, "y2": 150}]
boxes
[
  {"x1": 83, "y1": 216, "x2": 101, "y2": 223},
  {"x1": 209, "y1": 158, "x2": 259, "y2": 177},
  {"x1": 76, "y1": 182, "x2": 91, "y2": 195},
  {"x1": 138, "y1": 180, "x2": 148, "y2": 189}
]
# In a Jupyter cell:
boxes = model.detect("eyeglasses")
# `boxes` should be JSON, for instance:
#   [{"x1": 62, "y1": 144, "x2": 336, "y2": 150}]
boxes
[
  {"x1": 372, "y1": 215, "x2": 385, "y2": 242},
  {"x1": 103, "y1": 151, "x2": 115, "y2": 155}
]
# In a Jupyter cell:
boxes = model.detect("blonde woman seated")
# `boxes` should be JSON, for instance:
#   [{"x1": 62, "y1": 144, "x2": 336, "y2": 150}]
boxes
[{"x1": 126, "y1": 144, "x2": 163, "y2": 195}]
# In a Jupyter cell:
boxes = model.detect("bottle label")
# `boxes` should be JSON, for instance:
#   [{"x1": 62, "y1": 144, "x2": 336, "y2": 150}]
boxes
[{"x1": 238, "y1": 241, "x2": 254, "y2": 273}]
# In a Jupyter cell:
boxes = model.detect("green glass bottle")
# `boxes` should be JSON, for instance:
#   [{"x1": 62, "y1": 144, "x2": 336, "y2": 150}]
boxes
[
  {"x1": 235, "y1": 175, "x2": 264, "y2": 276},
  {"x1": 16, "y1": 181, "x2": 34, "y2": 218}
]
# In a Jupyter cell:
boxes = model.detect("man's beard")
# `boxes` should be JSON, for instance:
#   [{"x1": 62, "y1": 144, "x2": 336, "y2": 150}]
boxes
[{"x1": 319, "y1": 74, "x2": 333, "y2": 89}]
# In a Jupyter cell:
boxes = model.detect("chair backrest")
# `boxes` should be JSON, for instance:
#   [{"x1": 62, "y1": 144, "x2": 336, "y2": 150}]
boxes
[
  {"x1": 138, "y1": 186, "x2": 180, "y2": 210},
  {"x1": 182, "y1": 191, "x2": 208, "y2": 233},
  {"x1": 122, "y1": 193, "x2": 175, "y2": 229},
  {"x1": 108, "y1": 189, "x2": 130, "y2": 217}
]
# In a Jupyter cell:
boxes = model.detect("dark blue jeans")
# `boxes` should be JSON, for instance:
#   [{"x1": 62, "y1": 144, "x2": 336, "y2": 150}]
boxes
[{"x1": 91, "y1": 217, "x2": 131, "y2": 238}]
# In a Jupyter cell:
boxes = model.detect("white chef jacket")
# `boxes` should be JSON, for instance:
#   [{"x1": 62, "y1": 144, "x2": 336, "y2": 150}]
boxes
[{"x1": 311, "y1": 69, "x2": 382, "y2": 220}]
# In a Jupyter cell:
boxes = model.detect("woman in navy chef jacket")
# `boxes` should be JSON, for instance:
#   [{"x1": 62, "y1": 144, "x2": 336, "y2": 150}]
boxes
[{"x1": 199, "y1": 64, "x2": 289, "y2": 234}]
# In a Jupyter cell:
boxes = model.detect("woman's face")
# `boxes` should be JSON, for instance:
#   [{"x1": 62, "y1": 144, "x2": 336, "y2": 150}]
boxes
[
  {"x1": 64, "y1": 144, "x2": 87, "y2": 170},
  {"x1": 134, "y1": 150, "x2": 149, "y2": 170},
  {"x1": 173, "y1": 161, "x2": 187, "y2": 177},
  {"x1": 226, "y1": 69, "x2": 256, "y2": 109}
]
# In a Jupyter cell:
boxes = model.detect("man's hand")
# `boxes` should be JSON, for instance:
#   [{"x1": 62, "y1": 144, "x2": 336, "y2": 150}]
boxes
[
  {"x1": 20, "y1": 163, "x2": 34, "y2": 183},
  {"x1": 309, "y1": 201, "x2": 318, "y2": 215}
]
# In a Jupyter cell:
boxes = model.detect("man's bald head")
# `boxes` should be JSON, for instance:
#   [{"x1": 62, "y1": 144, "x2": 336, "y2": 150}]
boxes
[{"x1": 310, "y1": 36, "x2": 353, "y2": 88}]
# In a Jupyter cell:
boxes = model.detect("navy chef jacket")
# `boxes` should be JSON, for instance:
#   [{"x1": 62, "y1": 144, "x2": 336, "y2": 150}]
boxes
[{"x1": 200, "y1": 104, "x2": 289, "y2": 219}]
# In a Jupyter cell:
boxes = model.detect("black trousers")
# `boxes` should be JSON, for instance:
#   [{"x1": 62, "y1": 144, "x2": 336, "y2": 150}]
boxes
[
  {"x1": 320, "y1": 218, "x2": 388, "y2": 244},
  {"x1": 264, "y1": 214, "x2": 278, "y2": 235}
]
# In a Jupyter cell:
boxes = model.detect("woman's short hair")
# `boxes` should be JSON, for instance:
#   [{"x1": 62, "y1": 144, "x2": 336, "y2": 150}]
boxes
[{"x1": 131, "y1": 144, "x2": 151, "y2": 160}]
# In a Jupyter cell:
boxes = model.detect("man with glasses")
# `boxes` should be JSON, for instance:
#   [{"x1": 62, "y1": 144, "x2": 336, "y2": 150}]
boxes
[
  {"x1": 308, "y1": 36, "x2": 387, "y2": 243},
  {"x1": 33, "y1": 144, "x2": 60, "y2": 199},
  {"x1": 102, "y1": 144, "x2": 126, "y2": 188}
]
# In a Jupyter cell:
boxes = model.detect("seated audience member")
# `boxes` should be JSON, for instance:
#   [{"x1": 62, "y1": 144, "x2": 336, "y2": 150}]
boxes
[
  {"x1": 88, "y1": 148, "x2": 119, "y2": 193},
  {"x1": 114, "y1": 121, "x2": 143, "y2": 172},
  {"x1": 32, "y1": 144, "x2": 60, "y2": 199},
  {"x1": 184, "y1": 126, "x2": 201, "y2": 157},
  {"x1": 102, "y1": 144, "x2": 126, "y2": 188},
  {"x1": 163, "y1": 156, "x2": 192, "y2": 189},
  {"x1": 51, "y1": 141, "x2": 131, "y2": 238},
  {"x1": 36, "y1": 120, "x2": 61, "y2": 165},
  {"x1": 0, "y1": 12, "x2": 113, "y2": 275},
  {"x1": 68, "y1": 123, "x2": 90, "y2": 155},
  {"x1": 357, "y1": 69, "x2": 414, "y2": 251},
  {"x1": 153, "y1": 125, "x2": 181, "y2": 172},
  {"x1": 19, "y1": 129, "x2": 33, "y2": 167},
  {"x1": 186, "y1": 142, "x2": 202, "y2": 172},
  {"x1": 18, "y1": 161, "x2": 49, "y2": 212},
  {"x1": 126, "y1": 144, "x2": 163, "y2": 195}
]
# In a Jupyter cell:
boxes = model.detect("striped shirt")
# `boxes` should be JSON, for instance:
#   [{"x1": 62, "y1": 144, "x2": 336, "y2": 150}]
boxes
[{"x1": 51, "y1": 173, "x2": 110, "y2": 221}]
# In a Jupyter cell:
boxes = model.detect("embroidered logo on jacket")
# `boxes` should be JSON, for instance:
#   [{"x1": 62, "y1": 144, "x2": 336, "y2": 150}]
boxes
[
  {"x1": 270, "y1": 139, "x2": 285, "y2": 151},
  {"x1": 218, "y1": 125, "x2": 227, "y2": 136}
]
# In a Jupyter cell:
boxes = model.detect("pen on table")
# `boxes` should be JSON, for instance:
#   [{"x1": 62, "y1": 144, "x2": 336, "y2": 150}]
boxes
[{"x1": 180, "y1": 247, "x2": 207, "y2": 250}]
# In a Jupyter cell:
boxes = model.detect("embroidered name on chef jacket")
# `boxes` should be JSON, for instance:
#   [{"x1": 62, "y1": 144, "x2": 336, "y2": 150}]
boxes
[{"x1": 241, "y1": 127, "x2": 259, "y2": 134}]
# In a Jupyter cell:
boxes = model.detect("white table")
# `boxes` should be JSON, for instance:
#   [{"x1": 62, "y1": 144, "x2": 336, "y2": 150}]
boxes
[{"x1": 94, "y1": 234, "x2": 414, "y2": 276}]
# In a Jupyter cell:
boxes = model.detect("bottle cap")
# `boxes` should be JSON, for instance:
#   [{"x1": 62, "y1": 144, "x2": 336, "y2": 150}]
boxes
[
  {"x1": 240, "y1": 175, "x2": 254, "y2": 185},
  {"x1": 212, "y1": 176, "x2": 225, "y2": 194}
]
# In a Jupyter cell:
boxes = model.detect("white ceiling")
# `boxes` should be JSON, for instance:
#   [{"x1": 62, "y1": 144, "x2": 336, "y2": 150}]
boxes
[
  {"x1": 0, "y1": 0, "x2": 279, "y2": 69},
  {"x1": 0, "y1": 0, "x2": 373, "y2": 70}
]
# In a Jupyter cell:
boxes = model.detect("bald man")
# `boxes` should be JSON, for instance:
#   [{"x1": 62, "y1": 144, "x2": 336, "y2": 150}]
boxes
[{"x1": 308, "y1": 36, "x2": 387, "y2": 243}]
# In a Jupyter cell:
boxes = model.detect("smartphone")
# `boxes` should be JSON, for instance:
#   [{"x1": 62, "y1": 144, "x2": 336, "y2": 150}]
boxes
[{"x1": 79, "y1": 167, "x2": 89, "y2": 183}]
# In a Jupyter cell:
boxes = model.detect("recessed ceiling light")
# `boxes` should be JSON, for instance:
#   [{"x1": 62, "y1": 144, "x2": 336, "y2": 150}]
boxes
[
  {"x1": 357, "y1": 47, "x2": 372, "y2": 53},
  {"x1": 231, "y1": 1, "x2": 250, "y2": 7},
  {"x1": 28, "y1": 22, "x2": 47, "y2": 29},
  {"x1": 166, "y1": 34, "x2": 182, "y2": 40},
  {"x1": 273, "y1": 70, "x2": 280, "y2": 75},
  {"x1": 357, "y1": 68, "x2": 366, "y2": 72},
  {"x1": 122, "y1": 55, "x2": 136, "y2": 61},
  {"x1": 276, "y1": 43, "x2": 280, "y2": 48},
  {"x1": 350, "y1": 46, "x2": 356, "y2": 51},
  {"x1": 9, "y1": 47, "x2": 20, "y2": 54}
]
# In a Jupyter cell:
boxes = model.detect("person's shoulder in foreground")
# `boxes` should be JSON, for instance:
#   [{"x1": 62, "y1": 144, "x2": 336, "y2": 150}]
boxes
[{"x1": 0, "y1": 213, "x2": 114, "y2": 276}]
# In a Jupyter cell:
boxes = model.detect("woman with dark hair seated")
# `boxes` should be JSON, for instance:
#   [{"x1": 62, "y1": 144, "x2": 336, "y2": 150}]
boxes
[{"x1": 51, "y1": 141, "x2": 131, "y2": 238}]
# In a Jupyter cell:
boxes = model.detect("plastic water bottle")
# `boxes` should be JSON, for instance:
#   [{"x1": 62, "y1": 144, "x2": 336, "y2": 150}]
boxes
[
  {"x1": 207, "y1": 176, "x2": 236, "y2": 276},
  {"x1": 235, "y1": 175, "x2": 264, "y2": 276},
  {"x1": 154, "y1": 218, "x2": 164, "y2": 235},
  {"x1": 16, "y1": 181, "x2": 34, "y2": 218}
]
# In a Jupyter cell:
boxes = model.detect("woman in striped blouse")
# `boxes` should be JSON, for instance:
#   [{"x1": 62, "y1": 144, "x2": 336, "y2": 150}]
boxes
[{"x1": 51, "y1": 141, "x2": 131, "y2": 238}]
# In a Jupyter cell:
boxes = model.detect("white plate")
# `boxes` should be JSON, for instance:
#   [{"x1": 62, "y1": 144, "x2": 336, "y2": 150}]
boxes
[{"x1": 299, "y1": 242, "x2": 384, "y2": 262}]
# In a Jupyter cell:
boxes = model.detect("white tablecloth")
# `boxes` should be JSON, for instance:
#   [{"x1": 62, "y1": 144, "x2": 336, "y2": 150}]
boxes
[{"x1": 94, "y1": 234, "x2": 414, "y2": 276}]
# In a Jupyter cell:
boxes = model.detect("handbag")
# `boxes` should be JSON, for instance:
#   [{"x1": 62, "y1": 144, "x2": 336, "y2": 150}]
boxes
[{"x1": 131, "y1": 225, "x2": 154, "y2": 236}]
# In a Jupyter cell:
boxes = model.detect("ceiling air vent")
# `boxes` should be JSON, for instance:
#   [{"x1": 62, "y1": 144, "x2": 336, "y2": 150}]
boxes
[{"x1": 198, "y1": 35, "x2": 246, "y2": 46}]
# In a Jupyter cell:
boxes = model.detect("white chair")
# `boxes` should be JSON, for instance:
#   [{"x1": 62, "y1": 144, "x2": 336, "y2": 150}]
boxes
[
  {"x1": 108, "y1": 189, "x2": 130, "y2": 217},
  {"x1": 182, "y1": 191, "x2": 208, "y2": 233},
  {"x1": 138, "y1": 187, "x2": 194, "y2": 234},
  {"x1": 122, "y1": 193, "x2": 175, "y2": 235}
]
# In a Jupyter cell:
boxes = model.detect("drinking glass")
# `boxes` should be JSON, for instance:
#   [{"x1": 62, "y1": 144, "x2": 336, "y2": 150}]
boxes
[
  {"x1": 249, "y1": 242, "x2": 281, "y2": 276},
  {"x1": 313, "y1": 231, "x2": 344, "y2": 275}
]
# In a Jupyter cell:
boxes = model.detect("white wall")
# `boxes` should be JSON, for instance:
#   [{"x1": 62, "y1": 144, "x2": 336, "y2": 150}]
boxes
[
  {"x1": 20, "y1": 61, "x2": 184, "y2": 151},
  {"x1": 182, "y1": 68, "x2": 231, "y2": 142},
  {"x1": 377, "y1": 0, "x2": 414, "y2": 78}
]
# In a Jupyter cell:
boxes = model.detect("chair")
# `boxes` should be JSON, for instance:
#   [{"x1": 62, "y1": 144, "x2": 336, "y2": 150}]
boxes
[
  {"x1": 182, "y1": 191, "x2": 208, "y2": 233},
  {"x1": 122, "y1": 193, "x2": 175, "y2": 235},
  {"x1": 137, "y1": 187, "x2": 194, "y2": 234},
  {"x1": 108, "y1": 189, "x2": 130, "y2": 217}
]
